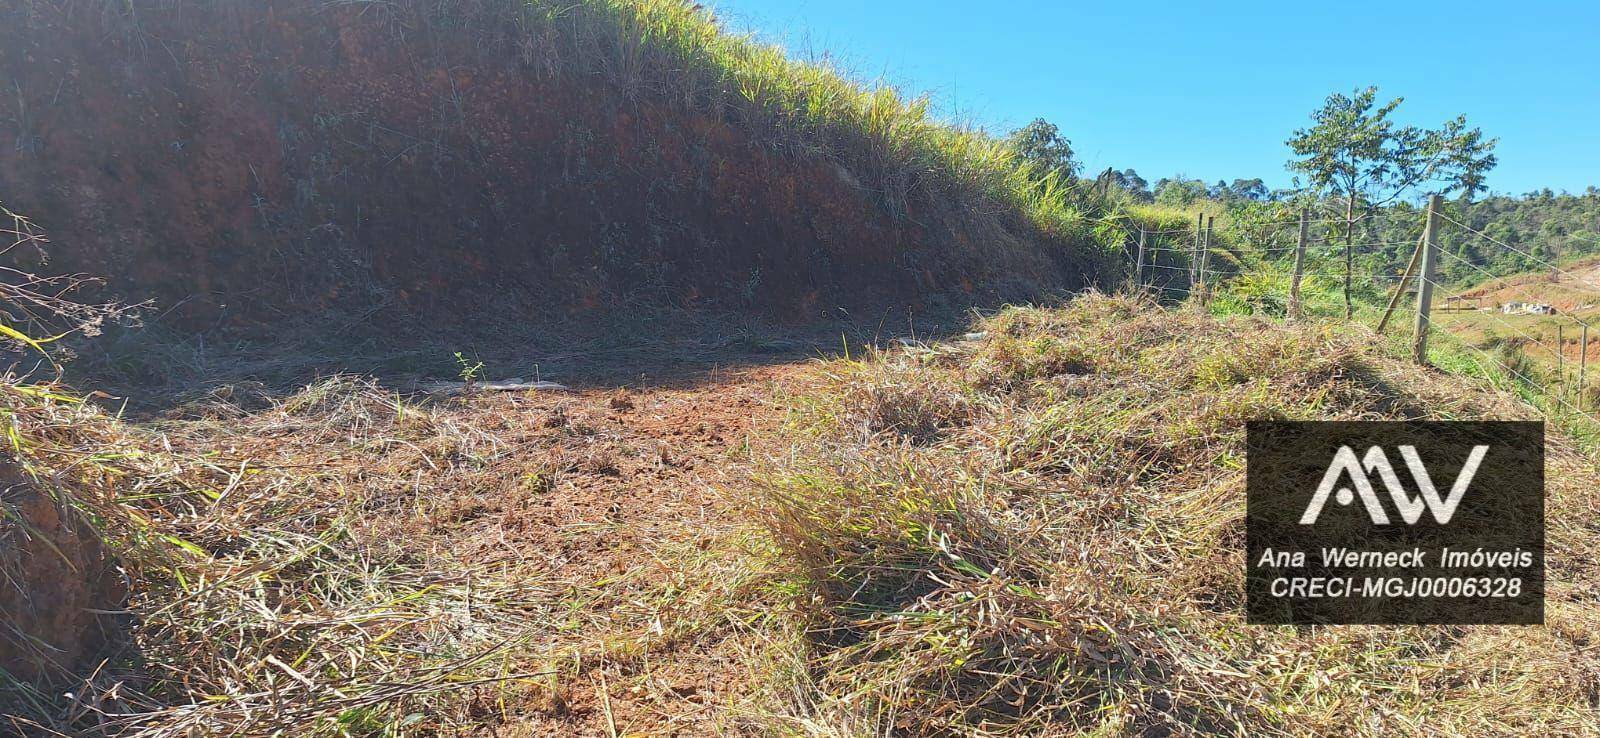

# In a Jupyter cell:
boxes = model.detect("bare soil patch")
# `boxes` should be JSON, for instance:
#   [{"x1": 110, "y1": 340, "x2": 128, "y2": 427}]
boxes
[{"x1": 154, "y1": 361, "x2": 804, "y2": 736}]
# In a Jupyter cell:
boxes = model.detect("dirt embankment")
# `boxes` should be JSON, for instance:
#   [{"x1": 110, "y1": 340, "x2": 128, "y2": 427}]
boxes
[
  {"x1": 0, "y1": 462, "x2": 124, "y2": 686},
  {"x1": 0, "y1": 1, "x2": 1091, "y2": 334}
]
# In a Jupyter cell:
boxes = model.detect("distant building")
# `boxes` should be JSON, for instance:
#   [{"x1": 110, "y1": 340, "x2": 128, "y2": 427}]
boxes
[{"x1": 1501, "y1": 301, "x2": 1556, "y2": 315}]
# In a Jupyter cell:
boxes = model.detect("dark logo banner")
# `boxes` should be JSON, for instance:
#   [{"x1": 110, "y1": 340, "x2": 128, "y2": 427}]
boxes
[{"x1": 1247, "y1": 421, "x2": 1544, "y2": 625}]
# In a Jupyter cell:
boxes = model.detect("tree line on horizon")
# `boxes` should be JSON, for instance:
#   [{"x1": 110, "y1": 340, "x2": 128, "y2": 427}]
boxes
[{"x1": 1004, "y1": 88, "x2": 1598, "y2": 295}]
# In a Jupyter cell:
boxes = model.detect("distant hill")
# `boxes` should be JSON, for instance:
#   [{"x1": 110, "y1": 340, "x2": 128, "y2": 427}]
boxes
[
  {"x1": 1457, "y1": 256, "x2": 1600, "y2": 314},
  {"x1": 1365, "y1": 190, "x2": 1600, "y2": 286}
]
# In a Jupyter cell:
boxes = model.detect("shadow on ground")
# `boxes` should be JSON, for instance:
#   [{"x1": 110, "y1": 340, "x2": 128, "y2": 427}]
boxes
[{"x1": 64, "y1": 296, "x2": 1014, "y2": 416}]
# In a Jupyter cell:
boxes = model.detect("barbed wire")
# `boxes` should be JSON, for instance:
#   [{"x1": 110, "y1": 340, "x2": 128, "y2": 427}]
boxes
[
  {"x1": 1131, "y1": 210, "x2": 1405, "y2": 237},
  {"x1": 1437, "y1": 326, "x2": 1588, "y2": 417},
  {"x1": 1416, "y1": 273, "x2": 1568, "y2": 364},
  {"x1": 1150, "y1": 282, "x2": 1199, "y2": 296},
  {"x1": 1439, "y1": 212, "x2": 1600, "y2": 294},
  {"x1": 1432, "y1": 249, "x2": 1594, "y2": 329},
  {"x1": 1143, "y1": 263, "x2": 1417, "y2": 281},
  {"x1": 1126, "y1": 203, "x2": 1599, "y2": 420}
]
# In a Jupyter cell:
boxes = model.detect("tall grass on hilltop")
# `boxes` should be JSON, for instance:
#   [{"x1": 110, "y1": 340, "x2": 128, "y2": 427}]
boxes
[
  {"x1": 443, "y1": 0, "x2": 1136, "y2": 272},
  {"x1": 526, "y1": 0, "x2": 1097, "y2": 240},
  {"x1": 751, "y1": 293, "x2": 1600, "y2": 736}
]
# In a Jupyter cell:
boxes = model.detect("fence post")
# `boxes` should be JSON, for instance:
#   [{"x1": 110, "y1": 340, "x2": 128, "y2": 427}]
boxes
[
  {"x1": 1134, "y1": 228, "x2": 1147, "y2": 290},
  {"x1": 1412, "y1": 195, "x2": 1443, "y2": 364},
  {"x1": 1199, "y1": 216, "x2": 1214, "y2": 306},
  {"x1": 1557, "y1": 324, "x2": 1566, "y2": 391},
  {"x1": 1581, "y1": 324, "x2": 1589, "y2": 411},
  {"x1": 1191, "y1": 212, "x2": 1203, "y2": 288},
  {"x1": 1289, "y1": 209, "x2": 1308, "y2": 320},
  {"x1": 1377, "y1": 232, "x2": 1425, "y2": 334}
]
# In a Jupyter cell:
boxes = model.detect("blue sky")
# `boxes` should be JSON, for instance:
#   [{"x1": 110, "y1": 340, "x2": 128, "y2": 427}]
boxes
[{"x1": 703, "y1": 0, "x2": 1600, "y2": 196}]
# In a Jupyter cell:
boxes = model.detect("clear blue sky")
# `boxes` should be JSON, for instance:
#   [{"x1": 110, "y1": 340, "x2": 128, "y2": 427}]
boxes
[{"x1": 704, "y1": 0, "x2": 1600, "y2": 196}]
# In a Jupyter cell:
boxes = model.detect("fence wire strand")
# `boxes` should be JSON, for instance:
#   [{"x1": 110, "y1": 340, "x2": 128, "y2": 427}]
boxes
[{"x1": 1127, "y1": 205, "x2": 1597, "y2": 421}]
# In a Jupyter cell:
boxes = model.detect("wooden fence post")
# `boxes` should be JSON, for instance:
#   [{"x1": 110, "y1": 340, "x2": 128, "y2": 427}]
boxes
[
  {"x1": 1412, "y1": 195, "x2": 1443, "y2": 364},
  {"x1": 1191, "y1": 212, "x2": 1203, "y2": 288},
  {"x1": 1376, "y1": 232, "x2": 1425, "y2": 334},
  {"x1": 1557, "y1": 325, "x2": 1566, "y2": 391},
  {"x1": 1289, "y1": 209, "x2": 1308, "y2": 320},
  {"x1": 1581, "y1": 324, "x2": 1589, "y2": 411},
  {"x1": 1134, "y1": 228, "x2": 1147, "y2": 290},
  {"x1": 1199, "y1": 216, "x2": 1214, "y2": 305}
]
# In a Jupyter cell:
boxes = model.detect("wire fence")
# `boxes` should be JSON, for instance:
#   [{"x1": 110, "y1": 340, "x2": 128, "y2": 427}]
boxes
[{"x1": 1124, "y1": 200, "x2": 1600, "y2": 422}]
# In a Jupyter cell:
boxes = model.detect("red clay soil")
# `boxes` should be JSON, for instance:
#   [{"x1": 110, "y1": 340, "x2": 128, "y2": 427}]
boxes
[
  {"x1": 507, "y1": 368, "x2": 785, "y2": 736},
  {"x1": 1458, "y1": 261, "x2": 1600, "y2": 313},
  {"x1": 150, "y1": 357, "x2": 811, "y2": 736},
  {"x1": 374, "y1": 363, "x2": 798, "y2": 736},
  {"x1": 0, "y1": 461, "x2": 125, "y2": 686},
  {"x1": 0, "y1": 1, "x2": 1083, "y2": 332}
]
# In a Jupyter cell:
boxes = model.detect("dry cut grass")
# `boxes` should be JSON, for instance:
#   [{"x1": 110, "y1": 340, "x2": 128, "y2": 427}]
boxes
[
  {"x1": 0, "y1": 373, "x2": 771, "y2": 736},
  {"x1": 0, "y1": 377, "x2": 559, "y2": 735},
  {"x1": 751, "y1": 292, "x2": 1600, "y2": 736},
  {"x1": 8, "y1": 291, "x2": 1600, "y2": 736}
]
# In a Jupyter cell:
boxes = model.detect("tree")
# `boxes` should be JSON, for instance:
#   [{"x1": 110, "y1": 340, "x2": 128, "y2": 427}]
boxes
[
  {"x1": 1154, "y1": 177, "x2": 1207, "y2": 207},
  {"x1": 1286, "y1": 86, "x2": 1498, "y2": 317},
  {"x1": 1208, "y1": 178, "x2": 1268, "y2": 202},
  {"x1": 1106, "y1": 168, "x2": 1150, "y2": 200},
  {"x1": 1006, "y1": 118, "x2": 1080, "y2": 180},
  {"x1": 1228, "y1": 178, "x2": 1269, "y2": 202}
]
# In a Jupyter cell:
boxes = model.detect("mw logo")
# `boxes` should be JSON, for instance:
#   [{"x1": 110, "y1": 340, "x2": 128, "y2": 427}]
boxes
[{"x1": 1299, "y1": 444, "x2": 1490, "y2": 525}]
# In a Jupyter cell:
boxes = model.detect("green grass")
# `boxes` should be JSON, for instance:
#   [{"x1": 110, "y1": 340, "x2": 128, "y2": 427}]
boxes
[
  {"x1": 503, "y1": 0, "x2": 1179, "y2": 277},
  {"x1": 548, "y1": 0, "x2": 1090, "y2": 233}
]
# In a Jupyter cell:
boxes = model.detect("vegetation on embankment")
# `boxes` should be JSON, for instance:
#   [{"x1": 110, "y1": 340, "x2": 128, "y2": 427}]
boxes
[
  {"x1": 0, "y1": 0, "x2": 1128, "y2": 332},
  {"x1": 752, "y1": 293, "x2": 1600, "y2": 735}
]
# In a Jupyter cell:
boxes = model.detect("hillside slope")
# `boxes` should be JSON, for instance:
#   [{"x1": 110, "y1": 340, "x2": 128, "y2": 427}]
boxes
[{"x1": 0, "y1": 0, "x2": 1114, "y2": 331}]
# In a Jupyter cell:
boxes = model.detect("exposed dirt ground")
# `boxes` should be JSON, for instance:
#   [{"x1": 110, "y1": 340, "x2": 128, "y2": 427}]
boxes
[
  {"x1": 454, "y1": 363, "x2": 795, "y2": 736},
  {"x1": 16, "y1": 294, "x2": 974, "y2": 735},
  {"x1": 1458, "y1": 258, "x2": 1600, "y2": 315},
  {"x1": 1441, "y1": 260, "x2": 1600, "y2": 394},
  {"x1": 12, "y1": 296, "x2": 1600, "y2": 736},
  {"x1": 0, "y1": 293, "x2": 979, "y2": 735},
  {"x1": 140, "y1": 346, "x2": 822, "y2": 736}
]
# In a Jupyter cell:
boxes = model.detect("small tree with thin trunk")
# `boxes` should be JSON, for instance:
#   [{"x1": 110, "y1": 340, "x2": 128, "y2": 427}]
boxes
[{"x1": 1286, "y1": 87, "x2": 1497, "y2": 318}]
